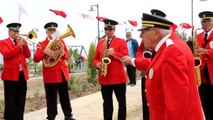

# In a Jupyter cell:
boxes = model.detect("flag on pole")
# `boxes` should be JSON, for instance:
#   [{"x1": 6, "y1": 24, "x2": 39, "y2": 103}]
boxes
[
  {"x1": 96, "y1": 16, "x2": 108, "y2": 21},
  {"x1": 78, "y1": 13, "x2": 94, "y2": 19},
  {"x1": 18, "y1": 4, "x2": 28, "y2": 22},
  {"x1": 180, "y1": 23, "x2": 193, "y2": 29},
  {"x1": 49, "y1": 9, "x2": 67, "y2": 18},
  {"x1": 0, "y1": 17, "x2": 3, "y2": 24},
  {"x1": 128, "y1": 20, "x2": 138, "y2": 27}
]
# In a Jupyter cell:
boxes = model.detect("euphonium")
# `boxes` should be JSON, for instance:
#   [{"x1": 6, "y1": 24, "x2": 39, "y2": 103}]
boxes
[
  {"x1": 43, "y1": 24, "x2": 75, "y2": 67},
  {"x1": 101, "y1": 36, "x2": 111, "y2": 77},
  {"x1": 193, "y1": 28, "x2": 202, "y2": 86}
]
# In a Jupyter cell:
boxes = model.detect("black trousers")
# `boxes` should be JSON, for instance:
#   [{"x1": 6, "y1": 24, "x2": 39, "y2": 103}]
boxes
[
  {"x1": 199, "y1": 65, "x2": 213, "y2": 120},
  {"x1": 141, "y1": 73, "x2": 149, "y2": 120},
  {"x1": 101, "y1": 83, "x2": 126, "y2": 120},
  {"x1": 126, "y1": 64, "x2": 136, "y2": 84},
  {"x1": 44, "y1": 76, "x2": 73, "y2": 120},
  {"x1": 3, "y1": 71, "x2": 27, "y2": 120}
]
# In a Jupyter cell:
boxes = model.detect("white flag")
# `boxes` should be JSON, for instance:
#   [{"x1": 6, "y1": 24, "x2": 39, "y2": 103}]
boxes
[{"x1": 18, "y1": 4, "x2": 28, "y2": 22}]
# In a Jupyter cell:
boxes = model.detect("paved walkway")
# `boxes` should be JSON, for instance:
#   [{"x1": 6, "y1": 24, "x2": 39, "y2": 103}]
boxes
[{"x1": 24, "y1": 80, "x2": 142, "y2": 120}]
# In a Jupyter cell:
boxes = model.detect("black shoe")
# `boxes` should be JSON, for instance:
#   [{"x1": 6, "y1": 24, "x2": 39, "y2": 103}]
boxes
[
  {"x1": 127, "y1": 82, "x2": 132, "y2": 85},
  {"x1": 65, "y1": 116, "x2": 76, "y2": 120},
  {"x1": 46, "y1": 116, "x2": 55, "y2": 120},
  {"x1": 130, "y1": 83, "x2": 136, "y2": 87}
]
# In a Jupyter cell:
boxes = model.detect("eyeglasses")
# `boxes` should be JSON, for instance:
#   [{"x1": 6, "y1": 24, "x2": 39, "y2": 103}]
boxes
[
  {"x1": 104, "y1": 28, "x2": 114, "y2": 31},
  {"x1": 47, "y1": 28, "x2": 56, "y2": 31},
  {"x1": 126, "y1": 35, "x2": 131, "y2": 37}
]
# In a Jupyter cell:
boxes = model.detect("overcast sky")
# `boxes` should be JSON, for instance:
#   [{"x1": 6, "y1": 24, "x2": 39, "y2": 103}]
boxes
[{"x1": 0, "y1": 0, "x2": 212, "y2": 58}]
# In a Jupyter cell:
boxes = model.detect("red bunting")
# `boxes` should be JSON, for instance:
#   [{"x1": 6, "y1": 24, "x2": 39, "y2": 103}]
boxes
[
  {"x1": 96, "y1": 16, "x2": 108, "y2": 21},
  {"x1": 0, "y1": 17, "x2": 3, "y2": 24},
  {"x1": 49, "y1": 9, "x2": 67, "y2": 18},
  {"x1": 171, "y1": 24, "x2": 178, "y2": 31},
  {"x1": 180, "y1": 23, "x2": 193, "y2": 29},
  {"x1": 128, "y1": 20, "x2": 138, "y2": 27}
]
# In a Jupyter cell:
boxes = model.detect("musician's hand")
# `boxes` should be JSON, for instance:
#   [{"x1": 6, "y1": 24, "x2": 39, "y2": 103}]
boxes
[
  {"x1": 105, "y1": 48, "x2": 114, "y2": 56},
  {"x1": 36, "y1": 44, "x2": 43, "y2": 50},
  {"x1": 196, "y1": 48, "x2": 208, "y2": 55},
  {"x1": 17, "y1": 37, "x2": 27, "y2": 47},
  {"x1": 96, "y1": 62, "x2": 102, "y2": 70},
  {"x1": 121, "y1": 56, "x2": 132, "y2": 65},
  {"x1": 44, "y1": 49, "x2": 55, "y2": 57},
  {"x1": 61, "y1": 50, "x2": 65, "y2": 57}
]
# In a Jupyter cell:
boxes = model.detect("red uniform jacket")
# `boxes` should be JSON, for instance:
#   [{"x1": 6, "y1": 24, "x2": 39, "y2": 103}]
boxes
[
  {"x1": 93, "y1": 36, "x2": 128, "y2": 85},
  {"x1": 33, "y1": 38, "x2": 70, "y2": 83},
  {"x1": 145, "y1": 34, "x2": 204, "y2": 120},
  {"x1": 197, "y1": 30, "x2": 213, "y2": 84},
  {"x1": 0, "y1": 38, "x2": 31, "y2": 81}
]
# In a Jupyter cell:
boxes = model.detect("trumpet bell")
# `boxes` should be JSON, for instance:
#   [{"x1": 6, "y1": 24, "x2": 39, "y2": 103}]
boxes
[{"x1": 27, "y1": 31, "x2": 37, "y2": 41}]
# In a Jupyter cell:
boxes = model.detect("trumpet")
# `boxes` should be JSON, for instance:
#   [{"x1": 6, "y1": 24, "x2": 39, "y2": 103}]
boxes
[{"x1": 18, "y1": 29, "x2": 37, "y2": 41}]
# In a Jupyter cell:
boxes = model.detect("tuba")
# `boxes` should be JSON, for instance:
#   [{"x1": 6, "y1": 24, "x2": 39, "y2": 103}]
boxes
[
  {"x1": 43, "y1": 24, "x2": 75, "y2": 67},
  {"x1": 193, "y1": 28, "x2": 202, "y2": 86},
  {"x1": 101, "y1": 36, "x2": 111, "y2": 77}
]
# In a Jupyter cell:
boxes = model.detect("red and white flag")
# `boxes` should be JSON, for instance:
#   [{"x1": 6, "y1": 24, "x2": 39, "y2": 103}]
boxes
[{"x1": 180, "y1": 23, "x2": 193, "y2": 29}]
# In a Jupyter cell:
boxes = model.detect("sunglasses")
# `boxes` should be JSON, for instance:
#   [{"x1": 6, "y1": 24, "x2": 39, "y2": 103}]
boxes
[
  {"x1": 104, "y1": 28, "x2": 114, "y2": 31},
  {"x1": 10, "y1": 29, "x2": 19, "y2": 32},
  {"x1": 126, "y1": 35, "x2": 131, "y2": 37}
]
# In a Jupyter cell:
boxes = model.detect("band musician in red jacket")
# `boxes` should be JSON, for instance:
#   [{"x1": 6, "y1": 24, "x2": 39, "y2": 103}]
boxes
[
  {"x1": 0, "y1": 22, "x2": 31, "y2": 120},
  {"x1": 122, "y1": 13, "x2": 204, "y2": 120},
  {"x1": 93, "y1": 19, "x2": 128, "y2": 120},
  {"x1": 33, "y1": 22, "x2": 75, "y2": 120}
]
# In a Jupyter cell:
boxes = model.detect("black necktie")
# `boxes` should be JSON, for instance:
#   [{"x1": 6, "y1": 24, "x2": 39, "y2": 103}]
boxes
[
  {"x1": 204, "y1": 33, "x2": 208, "y2": 42},
  {"x1": 13, "y1": 39, "x2": 17, "y2": 45},
  {"x1": 151, "y1": 51, "x2": 156, "y2": 60},
  {"x1": 107, "y1": 39, "x2": 110, "y2": 48}
]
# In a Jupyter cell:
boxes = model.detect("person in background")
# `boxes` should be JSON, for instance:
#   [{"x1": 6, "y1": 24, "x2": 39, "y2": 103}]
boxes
[
  {"x1": 126, "y1": 31, "x2": 138, "y2": 86},
  {"x1": 196, "y1": 11, "x2": 213, "y2": 120},
  {"x1": 122, "y1": 12, "x2": 204, "y2": 119},
  {"x1": 186, "y1": 36, "x2": 193, "y2": 52},
  {"x1": 93, "y1": 19, "x2": 128, "y2": 120},
  {"x1": 0, "y1": 22, "x2": 31, "y2": 120},
  {"x1": 33, "y1": 22, "x2": 76, "y2": 120}
]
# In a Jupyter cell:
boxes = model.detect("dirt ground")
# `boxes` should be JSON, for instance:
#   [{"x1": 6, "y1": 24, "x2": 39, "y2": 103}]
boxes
[{"x1": 0, "y1": 72, "x2": 143, "y2": 120}]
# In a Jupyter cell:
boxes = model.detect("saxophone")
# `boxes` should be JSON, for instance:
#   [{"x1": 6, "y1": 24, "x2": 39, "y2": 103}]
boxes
[
  {"x1": 193, "y1": 28, "x2": 202, "y2": 86},
  {"x1": 101, "y1": 36, "x2": 111, "y2": 77}
]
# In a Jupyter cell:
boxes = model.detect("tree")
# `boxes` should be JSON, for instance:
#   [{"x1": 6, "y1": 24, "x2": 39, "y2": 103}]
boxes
[{"x1": 87, "y1": 42, "x2": 98, "y2": 85}]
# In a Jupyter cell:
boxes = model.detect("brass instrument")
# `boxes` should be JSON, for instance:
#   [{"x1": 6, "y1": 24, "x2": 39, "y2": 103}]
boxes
[
  {"x1": 43, "y1": 24, "x2": 75, "y2": 67},
  {"x1": 19, "y1": 30, "x2": 37, "y2": 41},
  {"x1": 142, "y1": 49, "x2": 152, "y2": 58},
  {"x1": 101, "y1": 36, "x2": 111, "y2": 77},
  {"x1": 193, "y1": 28, "x2": 202, "y2": 86}
]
